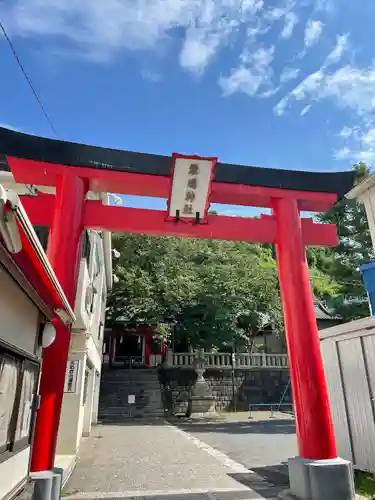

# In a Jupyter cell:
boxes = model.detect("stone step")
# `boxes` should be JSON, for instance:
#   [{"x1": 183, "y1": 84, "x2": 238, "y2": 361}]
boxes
[
  {"x1": 100, "y1": 382, "x2": 160, "y2": 388},
  {"x1": 101, "y1": 369, "x2": 158, "y2": 376},
  {"x1": 99, "y1": 392, "x2": 163, "y2": 400},
  {"x1": 100, "y1": 406, "x2": 164, "y2": 416},
  {"x1": 99, "y1": 367, "x2": 164, "y2": 421},
  {"x1": 102, "y1": 373, "x2": 159, "y2": 381},
  {"x1": 99, "y1": 407, "x2": 164, "y2": 413},
  {"x1": 99, "y1": 414, "x2": 165, "y2": 422},
  {"x1": 101, "y1": 381, "x2": 160, "y2": 387},
  {"x1": 99, "y1": 410, "x2": 165, "y2": 418},
  {"x1": 99, "y1": 400, "x2": 163, "y2": 406},
  {"x1": 99, "y1": 405, "x2": 164, "y2": 411}
]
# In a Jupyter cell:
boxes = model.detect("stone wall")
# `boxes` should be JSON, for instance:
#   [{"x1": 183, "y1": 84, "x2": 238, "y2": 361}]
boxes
[{"x1": 163, "y1": 367, "x2": 290, "y2": 414}]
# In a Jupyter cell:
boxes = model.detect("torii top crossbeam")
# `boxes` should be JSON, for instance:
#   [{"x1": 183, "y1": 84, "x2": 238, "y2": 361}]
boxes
[{"x1": 0, "y1": 127, "x2": 354, "y2": 211}]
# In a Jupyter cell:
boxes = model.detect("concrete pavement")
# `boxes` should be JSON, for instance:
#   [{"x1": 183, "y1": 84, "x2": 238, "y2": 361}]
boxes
[
  {"x1": 63, "y1": 418, "x2": 286, "y2": 500},
  {"x1": 175, "y1": 412, "x2": 297, "y2": 486}
]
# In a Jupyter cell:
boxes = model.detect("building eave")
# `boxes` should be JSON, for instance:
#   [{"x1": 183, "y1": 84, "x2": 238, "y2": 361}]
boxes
[
  {"x1": 346, "y1": 173, "x2": 375, "y2": 200},
  {"x1": 1, "y1": 187, "x2": 75, "y2": 323}
]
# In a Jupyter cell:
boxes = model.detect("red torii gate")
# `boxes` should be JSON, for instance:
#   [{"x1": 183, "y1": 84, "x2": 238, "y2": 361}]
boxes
[{"x1": 0, "y1": 127, "x2": 355, "y2": 496}]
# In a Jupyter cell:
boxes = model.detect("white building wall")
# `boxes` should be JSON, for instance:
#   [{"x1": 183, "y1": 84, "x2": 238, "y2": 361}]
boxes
[
  {"x1": 56, "y1": 230, "x2": 110, "y2": 460},
  {"x1": 56, "y1": 340, "x2": 87, "y2": 455},
  {"x1": 0, "y1": 447, "x2": 30, "y2": 500}
]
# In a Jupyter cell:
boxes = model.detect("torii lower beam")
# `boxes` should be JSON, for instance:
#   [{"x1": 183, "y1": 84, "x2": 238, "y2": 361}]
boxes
[{"x1": 21, "y1": 196, "x2": 338, "y2": 247}]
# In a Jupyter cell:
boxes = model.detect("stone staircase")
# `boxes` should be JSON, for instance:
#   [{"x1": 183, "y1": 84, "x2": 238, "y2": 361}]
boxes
[{"x1": 98, "y1": 366, "x2": 165, "y2": 421}]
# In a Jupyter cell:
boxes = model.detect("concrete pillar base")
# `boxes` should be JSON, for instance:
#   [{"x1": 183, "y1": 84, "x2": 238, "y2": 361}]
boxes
[
  {"x1": 51, "y1": 468, "x2": 63, "y2": 500},
  {"x1": 279, "y1": 457, "x2": 355, "y2": 500},
  {"x1": 30, "y1": 471, "x2": 53, "y2": 500}
]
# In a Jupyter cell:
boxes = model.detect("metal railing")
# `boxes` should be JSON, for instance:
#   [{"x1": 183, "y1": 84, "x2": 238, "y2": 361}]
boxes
[
  {"x1": 248, "y1": 402, "x2": 294, "y2": 419},
  {"x1": 171, "y1": 352, "x2": 288, "y2": 369}
]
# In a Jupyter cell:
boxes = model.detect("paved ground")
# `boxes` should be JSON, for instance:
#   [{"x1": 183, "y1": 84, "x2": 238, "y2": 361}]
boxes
[
  {"x1": 63, "y1": 416, "x2": 292, "y2": 500},
  {"x1": 174, "y1": 412, "x2": 297, "y2": 486}
]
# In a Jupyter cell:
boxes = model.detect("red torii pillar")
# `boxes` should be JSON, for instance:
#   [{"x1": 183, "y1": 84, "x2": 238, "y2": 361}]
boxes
[
  {"x1": 273, "y1": 197, "x2": 336, "y2": 460},
  {"x1": 31, "y1": 175, "x2": 88, "y2": 472}
]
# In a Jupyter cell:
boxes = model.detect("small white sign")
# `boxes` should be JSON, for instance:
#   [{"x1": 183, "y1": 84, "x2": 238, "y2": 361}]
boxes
[
  {"x1": 168, "y1": 154, "x2": 217, "y2": 221},
  {"x1": 21, "y1": 400, "x2": 33, "y2": 437},
  {"x1": 128, "y1": 394, "x2": 135, "y2": 404},
  {"x1": 64, "y1": 360, "x2": 80, "y2": 393}
]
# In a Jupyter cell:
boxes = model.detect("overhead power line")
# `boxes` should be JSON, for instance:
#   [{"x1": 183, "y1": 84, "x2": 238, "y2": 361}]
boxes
[{"x1": 0, "y1": 20, "x2": 59, "y2": 137}]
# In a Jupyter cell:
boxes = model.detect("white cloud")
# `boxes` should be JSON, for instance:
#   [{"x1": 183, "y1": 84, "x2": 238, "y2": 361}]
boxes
[
  {"x1": 275, "y1": 54, "x2": 375, "y2": 165},
  {"x1": 274, "y1": 69, "x2": 324, "y2": 114},
  {"x1": 274, "y1": 96, "x2": 289, "y2": 116},
  {"x1": 279, "y1": 67, "x2": 299, "y2": 83},
  {"x1": 219, "y1": 46, "x2": 275, "y2": 96},
  {"x1": 300, "y1": 104, "x2": 311, "y2": 116},
  {"x1": 2, "y1": 0, "x2": 267, "y2": 73},
  {"x1": 333, "y1": 142, "x2": 375, "y2": 164},
  {"x1": 276, "y1": 63, "x2": 374, "y2": 116},
  {"x1": 304, "y1": 19, "x2": 324, "y2": 48},
  {"x1": 313, "y1": 65, "x2": 375, "y2": 114},
  {"x1": 339, "y1": 125, "x2": 375, "y2": 165},
  {"x1": 264, "y1": 0, "x2": 295, "y2": 21},
  {"x1": 314, "y1": 0, "x2": 335, "y2": 13},
  {"x1": 339, "y1": 126, "x2": 356, "y2": 138},
  {"x1": 334, "y1": 147, "x2": 351, "y2": 160},
  {"x1": 361, "y1": 128, "x2": 375, "y2": 147},
  {"x1": 280, "y1": 12, "x2": 298, "y2": 39},
  {"x1": 273, "y1": 33, "x2": 350, "y2": 116},
  {"x1": 179, "y1": 28, "x2": 224, "y2": 73},
  {"x1": 324, "y1": 34, "x2": 349, "y2": 67},
  {"x1": 356, "y1": 151, "x2": 375, "y2": 164}
]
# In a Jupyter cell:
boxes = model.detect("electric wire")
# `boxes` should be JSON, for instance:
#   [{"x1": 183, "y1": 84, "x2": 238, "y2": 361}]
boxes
[{"x1": 0, "y1": 19, "x2": 59, "y2": 137}]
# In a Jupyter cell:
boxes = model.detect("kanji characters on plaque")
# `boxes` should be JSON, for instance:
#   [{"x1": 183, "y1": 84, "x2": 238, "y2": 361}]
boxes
[{"x1": 168, "y1": 154, "x2": 217, "y2": 222}]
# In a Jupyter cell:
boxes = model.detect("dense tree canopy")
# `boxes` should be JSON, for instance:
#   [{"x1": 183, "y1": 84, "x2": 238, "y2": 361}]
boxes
[
  {"x1": 107, "y1": 162, "x2": 373, "y2": 348},
  {"x1": 107, "y1": 235, "x2": 282, "y2": 350}
]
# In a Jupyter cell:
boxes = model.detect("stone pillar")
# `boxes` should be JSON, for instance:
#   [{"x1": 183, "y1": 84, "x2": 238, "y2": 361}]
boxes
[{"x1": 187, "y1": 352, "x2": 216, "y2": 416}]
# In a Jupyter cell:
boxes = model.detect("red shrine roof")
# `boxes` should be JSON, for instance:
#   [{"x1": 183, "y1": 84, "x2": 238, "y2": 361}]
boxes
[
  {"x1": 0, "y1": 127, "x2": 355, "y2": 202},
  {"x1": 0, "y1": 186, "x2": 75, "y2": 324}
]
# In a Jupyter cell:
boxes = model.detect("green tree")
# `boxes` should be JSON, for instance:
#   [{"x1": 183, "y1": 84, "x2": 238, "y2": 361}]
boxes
[
  {"x1": 108, "y1": 234, "x2": 282, "y2": 350},
  {"x1": 308, "y1": 162, "x2": 373, "y2": 320}
]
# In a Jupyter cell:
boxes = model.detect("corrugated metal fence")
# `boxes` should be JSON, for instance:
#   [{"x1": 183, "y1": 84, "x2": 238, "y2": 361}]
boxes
[{"x1": 320, "y1": 316, "x2": 375, "y2": 472}]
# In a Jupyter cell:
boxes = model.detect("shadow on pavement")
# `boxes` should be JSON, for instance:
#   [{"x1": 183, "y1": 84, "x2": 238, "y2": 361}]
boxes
[
  {"x1": 250, "y1": 464, "x2": 290, "y2": 487},
  {"x1": 64, "y1": 490, "x2": 277, "y2": 499},
  {"x1": 229, "y1": 472, "x2": 285, "y2": 499},
  {"x1": 174, "y1": 419, "x2": 296, "y2": 435},
  {"x1": 98, "y1": 418, "x2": 168, "y2": 426}
]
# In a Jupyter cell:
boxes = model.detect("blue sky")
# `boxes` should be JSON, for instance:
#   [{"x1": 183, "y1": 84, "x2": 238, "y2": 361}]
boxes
[{"x1": 1, "y1": 0, "x2": 375, "y2": 215}]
